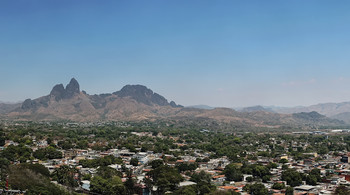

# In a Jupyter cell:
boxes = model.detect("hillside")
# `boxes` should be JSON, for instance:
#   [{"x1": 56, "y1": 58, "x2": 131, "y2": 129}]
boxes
[
  {"x1": 270, "y1": 102, "x2": 350, "y2": 122},
  {"x1": 0, "y1": 78, "x2": 346, "y2": 129}
]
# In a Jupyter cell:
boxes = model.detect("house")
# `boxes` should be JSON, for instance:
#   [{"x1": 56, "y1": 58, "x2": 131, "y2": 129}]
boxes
[
  {"x1": 178, "y1": 181, "x2": 196, "y2": 187},
  {"x1": 294, "y1": 185, "x2": 316, "y2": 193},
  {"x1": 218, "y1": 186, "x2": 238, "y2": 191},
  {"x1": 81, "y1": 180, "x2": 90, "y2": 192}
]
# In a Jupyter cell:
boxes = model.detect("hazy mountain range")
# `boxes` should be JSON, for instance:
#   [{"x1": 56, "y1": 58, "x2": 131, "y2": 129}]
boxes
[
  {"x1": 237, "y1": 103, "x2": 350, "y2": 124},
  {"x1": 188, "y1": 103, "x2": 350, "y2": 124},
  {"x1": 0, "y1": 78, "x2": 348, "y2": 128}
]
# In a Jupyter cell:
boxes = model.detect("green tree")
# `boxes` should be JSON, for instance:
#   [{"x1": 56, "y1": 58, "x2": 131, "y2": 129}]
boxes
[
  {"x1": 305, "y1": 175, "x2": 317, "y2": 185},
  {"x1": 150, "y1": 159, "x2": 163, "y2": 169},
  {"x1": 51, "y1": 165, "x2": 79, "y2": 188},
  {"x1": 125, "y1": 176, "x2": 136, "y2": 195},
  {"x1": 252, "y1": 165, "x2": 270, "y2": 178},
  {"x1": 266, "y1": 162, "x2": 278, "y2": 169},
  {"x1": 174, "y1": 185, "x2": 196, "y2": 195},
  {"x1": 58, "y1": 140, "x2": 73, "y2": 150},
  {"x1": 191, "y1": 170, "x2": 211, "y2": 184},
  {"x1": 176, "y1": 163, "x2": 198, "y2": 173},
  {"x1": 0, "y1": 130, "x2": 5, "y2": 146},
  {"x1": 262, "y1": 175, "x2": 271, "y2": 183},
  {"x1": 2, "y1": 144, "x2": 32, "y2": 162},
  {"x1": 208, "y1": 191, "x2": 240, "y2": 195},
  {"x1": 282, "y1": 169, "x2": 302, "y2": 187},
  {"x1": 0, "y1": 158, "x2": 9, "y2": 179},
  {"x1": 334, "y1": 185, "x2": 350, "y2": 195},
  {"x1": 147, "y1": 165, "x2": 183, "y2": 194},
  {"x1": 33, "y1": 146, "x2": 62, "y2": 160},
  {"x1": 285, "y1": 186, "x2": 294, "y2": 195},
  {"x1": 130, "y1": 158, "x2": 139, "y2": 166},
  {"x1": 243, "y1": 183, "x2": 268, "y2": 195},
  {"x1": 224, "y1": 163, "x2": 243, "y2": 182},
  {"x1": 309, "y1": 168, "x2": 321, "y2": 181},
  {"x1": 246, "y1": 176, "x2": 253, "y2": 182},
  {"x1": 96, "y1": 166, "x2": 122, "y2": 179},
  {"x1": 90, "y1": 176, "x2": 126, "y2": 195},
  {"x1": 8, "y1": 165, "x2": 69, "y2": 195},
  {"x1": 76, "y1": 140, "x2": 89, "y2": 149},
  {"x1": 82, "y1": 173, "x2": 92, "y2": 180},
  {"x1": 79, "y1": 155, "x2": 122, "y2": 168},
  {"x1": 20, "y1": 163, "x2": 50, "y2": 177},
  {"x1": 279, "y1": 159, "x2": 288, "y2": 164},
  {"x1": 272, "y1": 182, "x2": 285, "y2": 190},
  {"x1": 190, "y1": 171, "x2": 216, "y2": 195}
]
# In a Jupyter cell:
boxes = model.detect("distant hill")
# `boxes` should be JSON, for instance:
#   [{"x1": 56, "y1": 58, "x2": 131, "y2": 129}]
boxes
[
  {"x1": 0, "y1": 103, "x2": 21, "y2": 114},
  {"x1": 235, "y1": 103, "x2": 350, "y2": 125},
  {"x1": 240, "y1": 105, "x2": 274, "y2": 113},
  {"x1": 0, "y1": 78, "x2": 346, "y2": 129},
  {"x1": 271, "y1": 102, "x2": 350, "y2": 122},
  {"x1": 186, "y1": 105, "x2": 215, "y2": 110},
  {"x1": 330, "y1": 112, "x2": 350, "y2": 124},
  {"x1": 291, "y1": 111, "x2": 342, "y2": 127}
]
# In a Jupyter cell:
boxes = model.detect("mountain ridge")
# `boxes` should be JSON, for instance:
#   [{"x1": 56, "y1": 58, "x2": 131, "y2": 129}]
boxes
[
  {"x1": 0, "y1": 78, "x2": 347, "y2": 129},
  {"x1": 5, "y1": 78, "x2": 184, "y2": 122},
  {"x1": 242, "y1": 102, "x2": 350, "y2": 122}
]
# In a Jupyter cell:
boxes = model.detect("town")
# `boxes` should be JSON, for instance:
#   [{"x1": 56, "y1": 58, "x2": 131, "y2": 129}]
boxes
[{"x1": 0, "y1": 121, "x2": 349, "y2": 195}]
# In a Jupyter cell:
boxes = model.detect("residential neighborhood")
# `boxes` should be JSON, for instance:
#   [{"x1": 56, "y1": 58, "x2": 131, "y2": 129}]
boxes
[{"x1": 0, "y1": 121, "x2": 350, "y2": 194}]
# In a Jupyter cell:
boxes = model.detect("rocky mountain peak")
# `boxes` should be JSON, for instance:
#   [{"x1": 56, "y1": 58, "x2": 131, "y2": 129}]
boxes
[
  {"x1": 118, "y1": 85, "x2": 152, "y2": 97},
  {"x1": 50, "y1": 84, "x2": 65, "y2": 101},
  {"x1": 65, "y1": 78, "x2": 80, "y2": 98},
  {"x1": 114, "y1": 85, "x2": 162, "y2": 106},
  {"x1": 113, "y1": 84, "x2": 182, "y2": 107},
  {"x1": 49, "y1": 78, "x2": 80, "y2": 101},
  {"x1": 21, "y1": 98, "x2": 35, "y2": 110},
  {"x1": 15, "y1": 79, "x2": 183, "y2": 117}
]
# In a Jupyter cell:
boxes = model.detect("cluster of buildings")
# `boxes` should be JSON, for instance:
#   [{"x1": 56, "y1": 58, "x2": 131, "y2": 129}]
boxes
[{"x1": 3, "y1": 129, "x2": 350, "y2": 195}]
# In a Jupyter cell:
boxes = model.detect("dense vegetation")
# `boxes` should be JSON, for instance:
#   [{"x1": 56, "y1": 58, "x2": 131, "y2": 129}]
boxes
[{"x1": 0, "y1": 121, "x2": 349, "y2": 194}]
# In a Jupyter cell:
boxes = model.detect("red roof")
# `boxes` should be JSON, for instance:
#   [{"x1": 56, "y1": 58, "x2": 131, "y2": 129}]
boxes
[
  {"x1": 218, "y1": 186, "x2": 238, "y2": 190},
  {"x1": 213, "y1": 175, "x2": 225, "y2": 179}
]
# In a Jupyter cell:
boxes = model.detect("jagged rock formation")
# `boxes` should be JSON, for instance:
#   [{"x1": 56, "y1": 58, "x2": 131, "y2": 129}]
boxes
[
  {"x1": 64, "y1": 78, "x2": 80, "y2": 98},
  {"x1": 50, "y1": 78, "x2": 80, "y2": 101},
  {"x1": 50, "y1": 84, "x2": 66, "y2": 101}
]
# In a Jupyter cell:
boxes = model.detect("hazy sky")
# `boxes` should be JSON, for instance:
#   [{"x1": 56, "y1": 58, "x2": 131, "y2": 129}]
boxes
[{"x1": 1, "y1": 1, "x2": 350, "y2": 107}]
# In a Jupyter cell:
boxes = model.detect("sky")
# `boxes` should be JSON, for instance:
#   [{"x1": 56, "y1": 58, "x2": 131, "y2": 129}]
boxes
[{"x1": 1, "y1": 0, "x2": 350, "y2": 107}]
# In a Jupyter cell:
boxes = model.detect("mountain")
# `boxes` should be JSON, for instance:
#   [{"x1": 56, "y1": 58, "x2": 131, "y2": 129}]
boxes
[
  {"x1": 271, "y1": 102, "x2": 350, "y2": 122},
  {"x1": 330, "y1": 112, "x2": 350, "y2": 124},
  {"x1": 236, "y1": 103, "x2": 350, "y2": 124},
  {"x1": 0, "y1": 78, "x2": 346, "y2": 129},
  {"x1": 291, "y1": 111, "x2": 343, "y2": 127},
  {"x1": 240, "y1": 105, "x2": 274, "y2": 113},
  {"x1": 186, "y1": 105, "x2": 215, "y2": 110},
  {"x1": 0, "y1": 103, "x2": 21, "y2": 114},
  {"x1": 20, "y1": 78, "x2": 82, "y2": 111},
  {"x1": 5, "y1": 78, "x2": 183, "y2": 121},
  {"x1": 113, "y1": 85, "x2": 182, "y2": 108}
]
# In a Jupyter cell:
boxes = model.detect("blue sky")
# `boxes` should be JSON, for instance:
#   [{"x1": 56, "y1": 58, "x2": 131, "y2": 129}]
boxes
[{"x1": 1, "y1": 1, "x2": 350, "y2": 107}]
